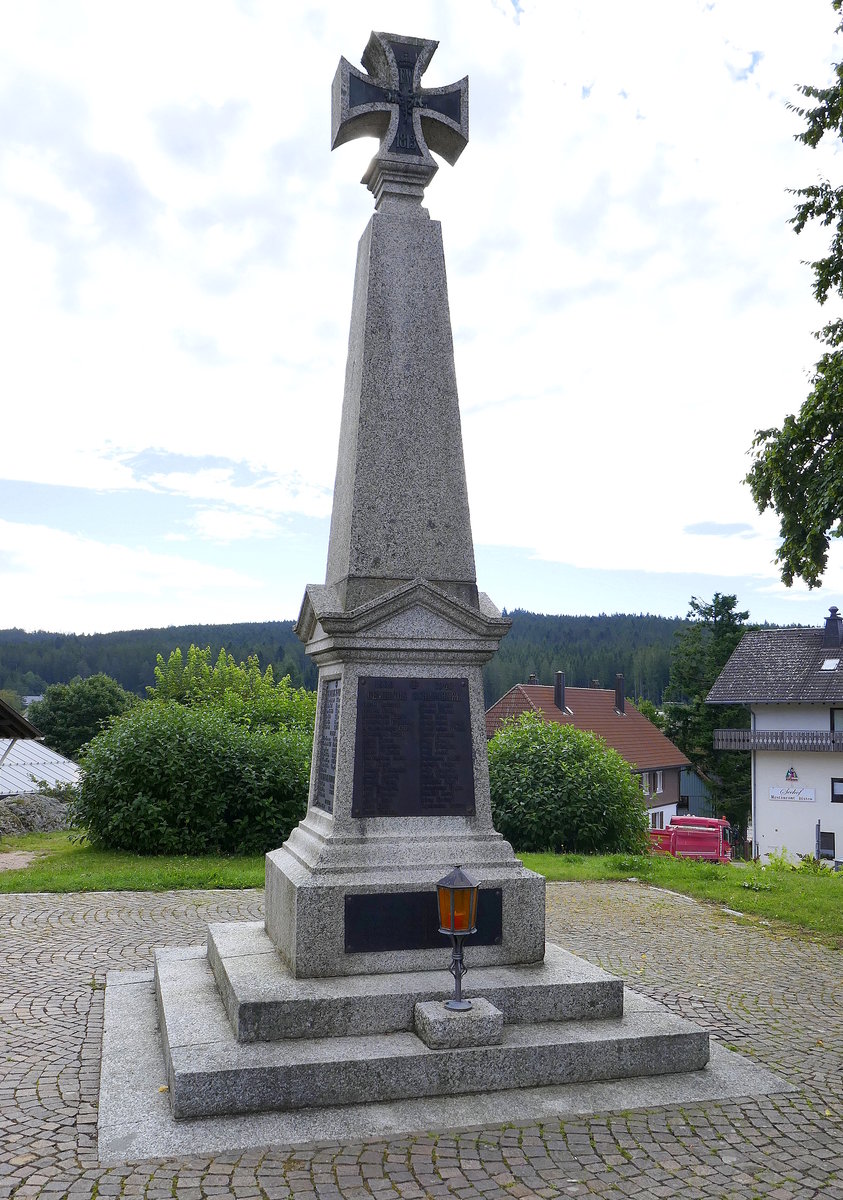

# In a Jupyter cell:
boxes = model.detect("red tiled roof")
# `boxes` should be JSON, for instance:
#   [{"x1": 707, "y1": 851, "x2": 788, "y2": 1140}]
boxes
[{"x1": 485, "y1": 684, "x2": 690, "y2": 772}]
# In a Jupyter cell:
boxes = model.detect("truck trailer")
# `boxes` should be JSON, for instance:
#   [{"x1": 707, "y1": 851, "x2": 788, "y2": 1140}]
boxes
[{"x1": 649, "y1": 815, "x2": 732, "y2": 864}]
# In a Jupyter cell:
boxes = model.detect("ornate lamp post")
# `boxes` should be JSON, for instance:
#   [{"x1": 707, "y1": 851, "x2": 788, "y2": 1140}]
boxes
[{"x1": 436, "y1": 865, "x2": 479, "y2": 1011}]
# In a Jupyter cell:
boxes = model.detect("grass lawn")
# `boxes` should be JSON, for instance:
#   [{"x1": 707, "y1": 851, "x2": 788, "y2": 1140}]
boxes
[
  {"x1": 522, "y1": 850, "x2": 843, "y2": 945},
  {"x1": 0, "y1": 832, "x2": 265, "y2": 893},
  {"x1": 3, "y1": 834, "x2": 842, "y2": 946}
]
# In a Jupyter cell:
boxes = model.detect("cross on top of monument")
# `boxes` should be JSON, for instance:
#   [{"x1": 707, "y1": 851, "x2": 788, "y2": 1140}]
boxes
[{"x1": 331, "y1": 31, "x2": 469, "y2": 209}]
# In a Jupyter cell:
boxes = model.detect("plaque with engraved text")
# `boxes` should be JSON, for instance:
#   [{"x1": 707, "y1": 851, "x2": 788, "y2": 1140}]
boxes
[
  {"x1": 351, "y1": 676, "x2": 475, "y2": 817},
  {"x1": 313, "y1": 679, "x2": 341, "y2": 813}
]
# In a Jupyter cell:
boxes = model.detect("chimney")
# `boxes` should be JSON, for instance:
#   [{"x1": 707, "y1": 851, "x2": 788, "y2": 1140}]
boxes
[
  {"x1": 528, "y1": 672, "x2": 538, "y2": 685},
  {"x1": 614, "y1": 673, "x2": 625, "y2": 714},
  {"x1": 554, "y1": 670, "x2": 565, "y2": 712},
  {"x1": 823, "y1": 605, "x2": 843, "y2": 649}
]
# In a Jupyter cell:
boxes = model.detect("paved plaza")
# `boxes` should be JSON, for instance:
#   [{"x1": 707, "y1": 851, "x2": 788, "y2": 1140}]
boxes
[{"x1": 1, "y1": 880, "x2": 840, "y2": 1199}]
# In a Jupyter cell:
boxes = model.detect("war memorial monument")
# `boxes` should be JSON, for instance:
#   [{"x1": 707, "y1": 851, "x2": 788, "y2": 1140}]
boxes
[{"x1": 98, "y1": 32, "x2": 788, "y2": 1159}]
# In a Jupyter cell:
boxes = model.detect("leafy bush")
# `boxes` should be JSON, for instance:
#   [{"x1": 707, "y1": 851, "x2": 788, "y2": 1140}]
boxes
[
  {"x1": 796, "y1": 852, "x2": 836, "y2": 874},
  {"x1": 27, "y1": 675, "x2": 138, "y2": 760},
  {"x1": 764, "y1": 846, "x2": 794, "y2": 871},
  {"x1": 74, "y1": 703, "x2": 311, "y2": 855},
  {"x1": 148, "y1": 645, "x2": 316, "y2": 732},
  {"x1": 488, "y1": 712, "x2": 649, "y2": 854}
]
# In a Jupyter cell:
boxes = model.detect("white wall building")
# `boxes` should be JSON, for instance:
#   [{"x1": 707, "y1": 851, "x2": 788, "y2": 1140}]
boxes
[{"x1": 708, "y1": 606, "x2": 843, "y2": 863}]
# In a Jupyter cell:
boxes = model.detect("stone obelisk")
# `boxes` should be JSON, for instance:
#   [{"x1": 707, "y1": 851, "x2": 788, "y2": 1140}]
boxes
[
  {"x1": 264, "y1": 31, "x2": 546, "y2": 978},
  {"x1": 143, "y1": 34, "x2": 713, "y2": 1128}
]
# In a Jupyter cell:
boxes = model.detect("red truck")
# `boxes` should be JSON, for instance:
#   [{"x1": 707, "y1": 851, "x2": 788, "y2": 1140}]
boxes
[{"x1": 649, "y1": 816, "x2": 732, "y2": 864}]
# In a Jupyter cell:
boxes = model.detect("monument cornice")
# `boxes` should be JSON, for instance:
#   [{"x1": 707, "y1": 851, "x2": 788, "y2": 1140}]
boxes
[{"x1": 296, "y1": 577, "x2": 511, "y2": 664}]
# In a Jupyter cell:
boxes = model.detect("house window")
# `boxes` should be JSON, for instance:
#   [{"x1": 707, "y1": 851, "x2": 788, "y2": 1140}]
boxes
[
  {"x1": 832, "y1": 709, "x2": 843, "y2": 732},
  {"x1": 641, "y1": 773, "x2": 650, "y2": 796},
  {"x1": 832, "y1": 779, "x2": 843, "y2": 803},
  {"x1": 655, "y1": 770, "x2": 664, "y2": 794},
  {"x1": 819, "y1": 831, "x2": 836, "y2": 860},
  {"x1": 651, "y1": 810, "x2": 664, "y2": 830},
  {"x1": 822, "y1": 658, "x2": 840, "y2": 671}
]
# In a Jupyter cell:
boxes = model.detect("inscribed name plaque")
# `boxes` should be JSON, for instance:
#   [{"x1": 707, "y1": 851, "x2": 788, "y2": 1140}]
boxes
[
  {"x1": 352, "y1": 676, "x2": 475, "y2": 817},
  {"x1": 345, "y1": 889, "x2": 503, "y2": 954},
  {"x1": 313, "y1": 679, "x2": 341, "y2": 813}
]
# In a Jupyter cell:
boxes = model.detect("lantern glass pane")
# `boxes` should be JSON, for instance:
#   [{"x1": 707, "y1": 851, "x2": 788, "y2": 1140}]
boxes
[
  {"x1": 437, "y1": 886, "x2": 452, "y2": 930},
  {"x1": 452, "y1": 887, "x2": 472, "y2": 931}
]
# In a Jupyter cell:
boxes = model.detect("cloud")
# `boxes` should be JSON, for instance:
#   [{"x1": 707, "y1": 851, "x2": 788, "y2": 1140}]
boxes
[
  {"x1": 684, "y1": 522, "x2": 757, "y2": 538},
  {"x1": 0, "y1": 72, "x2": 159, "y2": 306},
  {"x1": 537, "y1": 278, "x2": 617, "y2": 312},
  {"x1": 189, "y1": 508, "x2": 278, "y2": 542},
  {"x1": 1, "y1": 73, "x2": 159, "y2": 244},
  {"x1": 726, "y1": 47, "x2": 763, "y2": 83},
  {"x1": 2, "y1": 0, "x2": 842, "y2": 637},
  {"x1": 174, "y1": 329, "x2": 228, "y2": 364},
  {"x1": 0, "y1": 517, "x2": 263, "y2": 633},
  {"x1": 151, "y1": 99, "x2": 249, "y2": 170},
  {"x1": 181, "y1": 192, "x2": 295, "y2": 273},
  {"x1": 143, "y1": 463, "x2": 332, "y2": 520}
]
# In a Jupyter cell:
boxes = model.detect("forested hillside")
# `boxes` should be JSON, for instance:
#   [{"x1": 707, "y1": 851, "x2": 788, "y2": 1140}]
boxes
[
  {"x1": 0, "y1": 623, "x2": 316, "y2": 696},
  {"x1": 0, "y1": 611, "x2": 684, "y2": 706},
  {"x1": 485, "y1": 610, "x2": 682, "y2": 705}
]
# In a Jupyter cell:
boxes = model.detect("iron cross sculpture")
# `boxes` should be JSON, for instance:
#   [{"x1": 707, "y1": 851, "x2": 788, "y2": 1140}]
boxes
[{"x1": 331, "y1": 31, "x2": 469, "y2": 208}]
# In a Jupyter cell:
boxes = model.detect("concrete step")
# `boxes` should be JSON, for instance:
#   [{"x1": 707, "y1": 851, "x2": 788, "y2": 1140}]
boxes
[
  {"x1": 205, "y1": 923, "x2": 624, "y2": 1042},
  {"x1": 155, "y1": 947, "x2": 710, "y2": 1120}
]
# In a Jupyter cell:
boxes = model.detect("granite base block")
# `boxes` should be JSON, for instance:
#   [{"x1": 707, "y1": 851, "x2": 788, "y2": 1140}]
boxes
[
  {"x1": 264, "y1": 846, "x2": 546, "y2": 978},
  {"x1": 156, "y1": 948, "x2": 709, "y2": 1120},
  {"x1": 203, "y1": 926, "x2": 623, "y2": 1042},
  {"x1": 100, "y1": 970, "x2": 794, "y2": 1164},
  {"x1": 414, "y1": 999, "x2": 503, "y2": 1048}
]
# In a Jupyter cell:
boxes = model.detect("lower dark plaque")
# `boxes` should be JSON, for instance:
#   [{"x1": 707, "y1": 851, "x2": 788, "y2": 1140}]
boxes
[
  {"x1": 352, "y1": 676, "x2": 475, "y2": 817},
  {"x1": 344, "y1": 889, "x2": 503, "y2": 954},
  {"x1": 313, "y1": 679, "x2": 341, "y2": 813}
]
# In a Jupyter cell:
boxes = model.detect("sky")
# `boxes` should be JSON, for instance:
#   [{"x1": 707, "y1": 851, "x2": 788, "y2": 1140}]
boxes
[{"x1": 2, "y1": 0, "x2": 843, "y2": 635}]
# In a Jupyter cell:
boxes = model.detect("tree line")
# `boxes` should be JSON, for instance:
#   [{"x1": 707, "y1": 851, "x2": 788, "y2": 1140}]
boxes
[
  {"x1": 484, "y1": 610, "x2": 683, "y2": 706},
  {"x1": 0, "y1": 622, "x2": 317, "y2": 698},
  {"x1": 0, "y1": 610, "x2": 684, "y2": 708},
  {"x1": 22, "y1": 594, "x2": 759, "y2": 847}
]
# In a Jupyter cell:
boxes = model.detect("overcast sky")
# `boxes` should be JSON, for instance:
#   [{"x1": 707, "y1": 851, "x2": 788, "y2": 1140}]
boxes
[{"x1": 2, "y1": 0, "x2": 842, "y2": 634}]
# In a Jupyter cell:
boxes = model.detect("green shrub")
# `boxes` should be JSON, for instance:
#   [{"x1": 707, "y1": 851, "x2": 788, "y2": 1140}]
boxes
[
  {"x1": 764, "y1": 846, "x2": 794, "y2": 871},
  {"x1": 27, "y1": 674, "x2": 138, "y2": 760},
  {"x1": 796, "y1": 852, "x2": 837, "y2": 874},
  {"x1": 488, "y1": 712, "x2": 649, "y2": 855},
  {"x1": 148, "y1": 645, "x2": 316, "y2": 732},
  {"x1": 74, "y1": 703, "x2": 310, "y2": 855}
]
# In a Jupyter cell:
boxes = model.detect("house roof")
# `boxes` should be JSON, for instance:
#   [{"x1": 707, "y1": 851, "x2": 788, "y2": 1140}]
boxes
[
  {"x1": 707, "y1": 613, "x2": 843, "y2": 705},
  {"x1": 0, "y1": 695, "x2": 40, "y2": 739},
  {"x1": 0, "y1": 738, "x2": 80, "y2": 797},
  {"x1": 485, "y1": 684, "x2": 690, "y2": 771}
]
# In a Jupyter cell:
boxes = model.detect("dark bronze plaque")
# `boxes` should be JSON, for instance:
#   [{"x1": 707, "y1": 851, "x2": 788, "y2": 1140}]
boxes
[
  {"x1": 344, "y1": 888, "x2": 503, "y2": 954},
  {"x1": 313, "y1": 679, "x2": 341, "y2": 814},
  {"x1": 351, "y1": 676, "x2": 475, "y2": 817}
]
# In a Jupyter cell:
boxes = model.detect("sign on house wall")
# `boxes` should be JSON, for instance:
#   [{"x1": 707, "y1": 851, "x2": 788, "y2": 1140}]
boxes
[{"x1": 769, "y1": 786, "x2": 816, "y2": 802}]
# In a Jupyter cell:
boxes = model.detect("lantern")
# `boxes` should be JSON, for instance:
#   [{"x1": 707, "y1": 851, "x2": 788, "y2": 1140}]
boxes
[{"x1": 436, "y1": 865, "x2": 479, "y2": 1011}]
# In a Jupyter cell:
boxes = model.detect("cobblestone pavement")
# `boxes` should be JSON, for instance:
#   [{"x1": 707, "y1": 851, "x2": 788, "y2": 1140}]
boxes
[{"x1": 1, "y1": 882, "x2": 842, "y2": 1200}]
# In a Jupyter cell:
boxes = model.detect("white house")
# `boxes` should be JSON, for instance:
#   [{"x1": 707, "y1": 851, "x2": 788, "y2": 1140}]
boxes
[{"x1": 707, "y1": 605, "x2": 843, "y2": 863}]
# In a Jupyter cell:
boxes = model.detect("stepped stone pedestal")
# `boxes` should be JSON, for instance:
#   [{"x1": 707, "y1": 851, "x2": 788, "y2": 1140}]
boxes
[
  {"x1": 145, "y1": 29, "x2": 713, "y2": 1128},
  {"x1": 154, "y1": 931, "x2": 709, "y2": 1120}
]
